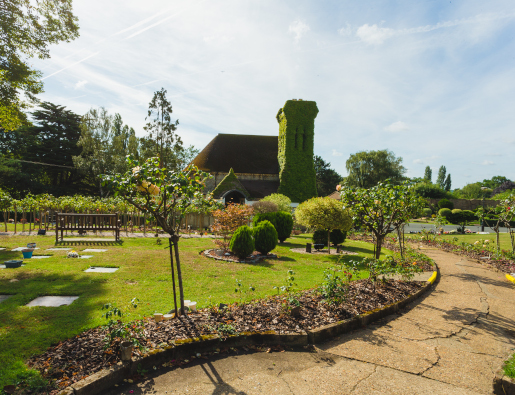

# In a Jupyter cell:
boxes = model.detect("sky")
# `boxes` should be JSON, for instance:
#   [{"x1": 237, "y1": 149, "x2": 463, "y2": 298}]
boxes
[{"x1": 30, "y1": 0, "x2": 515, "y2": 189}]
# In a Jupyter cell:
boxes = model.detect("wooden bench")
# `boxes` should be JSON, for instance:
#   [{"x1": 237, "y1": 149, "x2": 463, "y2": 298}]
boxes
[{"x1": 56, "y1": 213, "x2": 121, "y2": 242}]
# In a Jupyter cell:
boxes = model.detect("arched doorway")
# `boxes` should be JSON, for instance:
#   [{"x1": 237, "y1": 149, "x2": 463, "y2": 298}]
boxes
[{"x1": 224, "y1": 190, "x2": 246, "y2": 206}]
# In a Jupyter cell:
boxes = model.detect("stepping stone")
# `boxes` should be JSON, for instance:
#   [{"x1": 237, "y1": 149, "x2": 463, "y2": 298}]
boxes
[
  {"x1": 0, "y1": 264, "x2": 26, "y2": 269},
  {"x1": 84, "y1": 267, "x2": 119, "y2": 273},
  {"x1": 0, "y1": 248, "x2": 6, "y2": 251},
  {"x1": 31, "y1": 255, "x2": 51, "y2": 259},
  {"x1": 46, "y1": 248, "x2": 72, "y2": 251},
  {"x1": 0, "y1": 295, "x2": 13, "y2": 303},
  {"x1": 82, "y1": 249, "x2": 108, "y2": 252},
  {"x1": 26, "y1": 296, "x2": 79, "y2": 307},
  {"x1": 11, "y1": 247, "x2": 40, "y2": 251},
  {"x1": 79, "y1": 255, "x2": 93, "y2": 259}
]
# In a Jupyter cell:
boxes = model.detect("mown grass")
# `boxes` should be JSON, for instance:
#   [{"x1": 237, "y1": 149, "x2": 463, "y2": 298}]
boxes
[
  {"x1": 504, "y1": 353, "x2": 515, "y2": 379},
  {"x1": 0, "y1": 233, "x2": 387, "y2": 390},
  {"x1": 419, "y1": 233, "x2": 514, "y2": 251}
]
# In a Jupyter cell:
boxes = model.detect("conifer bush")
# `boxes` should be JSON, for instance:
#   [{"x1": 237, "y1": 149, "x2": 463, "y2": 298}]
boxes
[
  {"x1": 230, "y1": 225, "x2": 255, "y2": 260},
  {"x1": 438, "y1": 208, "x2": 452, "y2": 219},
  {"x1": 330, "y1": 229, "x2": 347, "y2": 246},
  {"x1": 252, "y1": 211, "x2": 293, "y2": 242},
  {"x1": 253, "y1": 220, "x2": 278, "y2": 255},
  {"x1": 312, "y1": 229, "x2": 327, "y2": 246}
]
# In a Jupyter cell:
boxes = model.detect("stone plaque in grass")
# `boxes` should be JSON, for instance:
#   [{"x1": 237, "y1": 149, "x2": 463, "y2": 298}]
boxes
[
  {"x1": 26, "y1": 296, "x2": 79, "y2": 307},
  {"x1": 11, "y1": 247, "x2": 40, "y2": 251},
  {"x1": 0, "y1": 295, "x2": 13, "y2": 303},
  {"x1": 84, "y1": 267, "x2": 119, "y2": 273},
  {"x1": 46, "y1": 248, "x2": 72, "y2": 251},
  {"x1": 82, "y1": 249, "x2": 108, "y2": 252},
  {"x1": 31, "y1": 255, "x2": 51, "y2": 259},
  {"x1": 79, "y1": 255, "x2": 93, "y2": 259}
]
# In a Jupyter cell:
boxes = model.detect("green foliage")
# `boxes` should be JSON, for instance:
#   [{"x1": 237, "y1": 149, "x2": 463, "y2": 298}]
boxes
[
  {"x1": 234, "y1": 278, "x2": 255, "y2": 303},
  {"x1": 423, "y1": 166, "x2": 432, "y2": 183},
  {"x1": 436, "y1": 166, "x2": 446, "y2": 189},
  {"x1": 253, "y1": 220, "x2": 278, "y2": 255},
  {"x1": 273, "y1": 269, "x2": 296, "y2": 294},
  {"x1": 262, "y1": 193, "x2": 291, "y2": 212},
  {"x1": 448, "y1": 209, "x2": 475, "y2": 226},
  {"x1": 438, "y1": 198, "x2": 453, "y2": 210},
  {"x1": 444, "y1": 174, "x2": 452, "y2": 191},
  {"x1": 413, "y1": 182, "x2": 449, "y2": 199},
  {"x1": 314, "y1": 155, "x2": 342, "y2": 197},
  {"x1": 312, "y1": 229, "x2": 327, "y2": 245},
  {"x1": 212, "y1": 168, "x2": 249, "y2": 199},
  {"x1": 330, "y1": 229, "x2": 347, "y2": 246},
  {"x1": 230, "y1": 225, "x2": 255, "y2": 259},
  {"x1": 421, "y1": 208, "x2": 432, "y2": 217},
  {"x1": 101, "y1": 298, "x2": 146, "y2": 351},
  {"x1": 482, "y1": 175, "x2": 510, "y2": 190},
  {"x1": 343, "y1": 149, "x2": 406, "y2": 188},
  {"x1": 252, "y1": 211, "x2": 293, "y2": 242},
  {"x1": 252, "y1": 200, "x2": 278, "y2": 214},
  {"x1": 0, "y1": 0, "x2": 79, "y2": 131},
  {"x1": 454, "y1": 182, "x2": 489, "y2": 199},
  {"x1": 503, "y1": 353, "x2": 515, "y2": 379},
  {"x1": 438, "y1": 208, "x2": 452, "y2": 219},
  {"x1": 318, "y1": 260, "x2": 356, "y2": 305},
  {"x1": 276, "y1": 100, "x2": 319, "y2": 202}
]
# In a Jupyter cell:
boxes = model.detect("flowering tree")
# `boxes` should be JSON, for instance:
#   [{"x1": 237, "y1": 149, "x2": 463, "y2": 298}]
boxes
[
  {"x1": 478, "y1": 195, "x2": 515, "y2": 255},
  {"x1": 102, "y1": 155, "x2": 215, "y2": 316},
  {"x1": 295, "y1": 197, "x2": 352, "y2": 254},
  {"x1": 339, "y1": 182, "x2": 424, "y2": 259},
  {"x1": 212, "y1": 203, "x2": 254, "y2": 251}
]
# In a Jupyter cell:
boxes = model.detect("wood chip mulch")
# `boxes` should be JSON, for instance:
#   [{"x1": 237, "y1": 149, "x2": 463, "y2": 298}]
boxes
[
  {"x1": 202, "y1": 249, "x2": 277, "y2": 263},
  {"x1": 27, "y1": 279, "x2": 423, "y2": 392}
]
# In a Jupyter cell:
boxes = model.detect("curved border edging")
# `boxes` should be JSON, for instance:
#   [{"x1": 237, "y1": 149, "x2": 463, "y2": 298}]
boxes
[
  {"x1": 58, "y1": 269, "x2": 440, "y2": 395},
  {"x1": 506, "y1": 273, "x2": 515, "y2": 285},
  {"x1": 493, "y1": 368, "x2": 515, "y2": 394}
]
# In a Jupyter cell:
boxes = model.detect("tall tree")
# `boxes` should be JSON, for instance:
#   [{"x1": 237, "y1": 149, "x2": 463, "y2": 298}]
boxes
[
  {"x1": 313, "y1": 155, "x2": 342, "y2": 196},
  {"x1": 343, "y1": 149, "x2": 406, "y2": 189},
  {"x1": 436, "y1": 166, "x2": 446, "y2": 189},
  {"x1": 0, "y1": 0, "x2": 79, "y2": 130},
  {"x1": 444, "y1": 174, "x2": 452, "y2": 191},
  {"x1": 143, "y1": 88, "x2": 180, "y2": 168},
  {"x1": 423, "y1": 166, "x2": 432, "y2": 183}
]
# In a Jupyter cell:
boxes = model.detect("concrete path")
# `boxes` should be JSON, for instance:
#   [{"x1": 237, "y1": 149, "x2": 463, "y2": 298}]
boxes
[{"x1": 107, "y1": 248, "x2": 515, "y2": 395}]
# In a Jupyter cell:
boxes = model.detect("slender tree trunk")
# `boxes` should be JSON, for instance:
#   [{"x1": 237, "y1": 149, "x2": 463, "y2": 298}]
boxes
[
  {"x1": 4, "y1": 210, "x2": 6, "y2": 232},
  {"x1": 375, "y1": 234, "x2": 383, "y2": 259},
  {"x1": 172, "y1": 235, "x2": 185, "y2": 315},
  {"x1": 396, "y1": 227, "x2": 404, "y2": 261},
  {"x1": 14, "y1": 204, "x2": 17, "y2": 234},
  {"x1": 168, "y1": 237, "x2": 178, "y2": 317},
  {"x1": 327, "y1": 229, "x2": 331, "y2": 254},
  {"x1": 496, "y1": 229, "x2": 500, "y2": 255},
  {"x1": 510, "y1": 229, "x2": 515, "y2": 254}
]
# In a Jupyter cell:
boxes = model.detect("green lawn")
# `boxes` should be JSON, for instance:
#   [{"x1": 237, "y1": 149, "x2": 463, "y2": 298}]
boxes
[
  {"x1": 0, "y1": 233, "x2": 386, "y2": 389},
  {"x1": 426, "y1": 233, "x2": 514, "y2": 251}
]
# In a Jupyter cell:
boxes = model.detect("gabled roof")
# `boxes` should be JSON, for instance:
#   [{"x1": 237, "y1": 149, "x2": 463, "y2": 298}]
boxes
[
  {"x1": 191, "y1": 134, "x2": 279, "y2": 174},
  {"x1": 212, "y1": 168, "x2": 250, "y2": 199}
]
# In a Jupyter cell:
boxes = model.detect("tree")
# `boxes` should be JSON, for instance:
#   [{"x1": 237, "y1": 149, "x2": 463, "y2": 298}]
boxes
[
  {"x1": 413, "y1": 182, "x2": 448, "y2": 199},
  {"x1": 143, "y1": 88, "x2": 180, "y2": 168},
  {"x1": 0, "y1": 0, "x2": 79, "y2": 130},
  {"x1": 313, "y1": 155, "x2": 342, "y2": 196},
  {"x1": 444, "y1": 174, "x2": 452, "y2": 191},
  {"x1": 423, "y1": 166, "x2": 432, "y2": 183},
  {"x1": 101, "y1": 155, "x2": 216, "y2": 316},
  {"x1": 339, "y1": 182, "x2": 424, "y2": 259},
  {"x1": 212, "y1": 203, "x2": 254, "y2": 250},
  {"x1": 261, "y1": 193, "x2": 291, "y2": 212},
  {"x1": 295, "y1": 197, "x2": 352, "y2": 254},
  {"x1": 455, "y1": 183, "x2": 485, "y2": 199},
  {"x1": 436, "y1": 166, "x2": 446, "y2": 189},
  {"x1": 343, "y1": 150, "x2": 406, "y2": 189},
  {"x1": 482, "y1": 176, "x2": 510, "y2": 190}
]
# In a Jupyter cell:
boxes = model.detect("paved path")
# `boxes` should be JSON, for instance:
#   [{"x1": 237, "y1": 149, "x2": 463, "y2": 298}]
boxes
[{"x1": 108, "y1": 248, "x2": 515, "y2": 395}]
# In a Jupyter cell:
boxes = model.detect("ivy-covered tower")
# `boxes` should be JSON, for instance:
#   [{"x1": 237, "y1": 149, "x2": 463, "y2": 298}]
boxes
[{"x1": 276, "y1": 99, "x2": 319, "y2": 202}]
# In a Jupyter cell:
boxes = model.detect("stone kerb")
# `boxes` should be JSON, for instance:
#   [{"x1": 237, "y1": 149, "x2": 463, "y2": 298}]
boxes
[
  {"x1": 58, "y1": 269, "x2": 439, "y2": 395},
  {"x1": 493, "y1": 369, "x2": 515, "y2": 395}
]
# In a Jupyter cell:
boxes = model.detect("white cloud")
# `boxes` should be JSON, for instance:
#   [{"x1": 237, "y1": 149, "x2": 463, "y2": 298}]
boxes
[
  {"x1": 75, "y1": 80, "x2": 88, "y2": 89},
  {"x1": 338, "y1": 23, "x2": 352, "y2": 36},
  {"x1": 384, "y1": 121, "x2": 409, "y2": 133},
  {"x1": 413, "y1": 159, "x2": 423, "y2": 164},
  {"x1": 482, "y1": 160, "x2": 494, "y2": 165},
  {"x1": 332, "y1": 149, "x2": 343, "y2": 157},
  {"x1": 288, "y1": 20, "x2": 310, "y2": 42},
  {"x1": 356, "y1": 24, "x2": 395, "y2": 45}
]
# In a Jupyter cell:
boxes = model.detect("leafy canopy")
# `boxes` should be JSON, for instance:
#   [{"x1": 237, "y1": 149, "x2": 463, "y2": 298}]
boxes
[{"x1": 262, "y1": 193, "x2": 291, "y2": 212}]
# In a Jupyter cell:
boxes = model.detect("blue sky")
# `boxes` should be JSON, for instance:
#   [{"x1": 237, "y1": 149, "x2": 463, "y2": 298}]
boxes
[{"x1": 31, "y1": 0, "x2": 515, "y2": 189}]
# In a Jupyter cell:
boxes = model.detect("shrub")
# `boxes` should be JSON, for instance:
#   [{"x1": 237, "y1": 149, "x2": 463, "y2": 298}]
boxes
[
  {"x1": 421, "y1": 208, "x2": 432, "y2": 217},
  {"x1": 330, "y1": 229, "x2": 347, "y2": 246},
  {"x1": 312, "y1": 229, "x2": 327, "y2": 245},
  {"x1": 448, "y1": 209, "x2": 475, "y2": 225},
  {"x1": 413, "y1": 182, "x2": 449, "y2": 199},
  {"x1": 252, "y1": 201, "x2": 278, "y2": 214},
  {"x1": 253, "y1": 220, "x2": 278, "y2": 255},
  {"x1": 212, "y1": 204, "x2": 254, "y2": 250},
  {"x1": 262, "y1": 193, "x2": 292, "y2": 212},
  {"x1": 438, "y1": 198, "x2": 454, "y2": 210},
  {"x1": 230, "y1": 226, "x2": 255, "y2": 259},
  {"x1": 252, "y1": 211, "x2": 294, "y2": 243},
  {"x1": 438, "y1": 208, "x2": 452, "y2": 219}
]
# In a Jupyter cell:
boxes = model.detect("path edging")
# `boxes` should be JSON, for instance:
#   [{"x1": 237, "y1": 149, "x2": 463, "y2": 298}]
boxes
[
  {"x1": 506, "y1": 273, "x2": 515, "y2": 285},
  {"x1": 57, "y1": 271, "x2": 439, "y2": 395},
  {"x1": 493, "y1": 369, "x2": 515, "y2": 395}
]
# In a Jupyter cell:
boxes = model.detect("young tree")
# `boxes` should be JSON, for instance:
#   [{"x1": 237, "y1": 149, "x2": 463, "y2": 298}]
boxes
[
  {"x1": 212, "y1": 203, "x2": 254, "y2": 250},
  {"x1": 295, "y1": 197, "x2": 352, "y2": 254},
  {"x1": 101, "y1": 155, "x2": 216, "y2": 316},
  {"x1": 436, "y1": 166, "x2": 446, "y2": 189},
  {"x1": 1, "y1": 0, "x2": 79, "y2": 130},
  {"x1": 423, "y1": 166, "x2": 432, "y2": 183},
  {"x1": 313, "y1": 155, "x2": 342, "y2": 197},
  {"x1": 261, "y1": 193, "x2": 291, "y2": 212},
  {"x1": 144, "y1": 88, "x2": 180, "y2": 168},
  {"x1": 0, "y1": 189, "x2": 11, "y2": 231},
  {"x1": 339, "y1": 182, "x2": 424, "y2": 259},
  {"x1": 444, "y1": 174, "x2": 452, "y2": 191},
  {"x1": 343, "y1": 150, "x2": 406, "y2": 189}
]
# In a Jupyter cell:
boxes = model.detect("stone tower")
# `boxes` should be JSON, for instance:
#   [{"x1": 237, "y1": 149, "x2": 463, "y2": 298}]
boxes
[{"x1": 276, "y1": 99, "x2": 319, "y2": 202}]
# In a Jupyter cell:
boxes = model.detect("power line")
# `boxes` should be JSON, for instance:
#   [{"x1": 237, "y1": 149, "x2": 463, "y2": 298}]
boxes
[{"x1": 5, "y1": 158, "x2": 75, "y2": 169}]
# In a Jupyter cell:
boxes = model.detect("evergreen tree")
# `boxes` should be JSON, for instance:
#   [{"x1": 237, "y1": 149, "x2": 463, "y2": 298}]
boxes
[
  {"x1": 444, "y1": 174, "x2": 452, "y2": 191},
  {"x1": 423, "y1": 166, "x2": 432, "y2": 183},
  {"x1": 436, "y1": 166, "x2": 447, "y2": 189},
  {"x1": 313, "y1": 155, "x2": 342, "y2": 196}
]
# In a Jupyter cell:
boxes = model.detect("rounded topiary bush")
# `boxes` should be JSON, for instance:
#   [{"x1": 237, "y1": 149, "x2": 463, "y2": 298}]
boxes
[
  {"x1": 273, "y1": 211, "x2": 293, "y2": 242},
  {"x1": 252, "y1": 201, "x2": 278, "y2": 214},
  {"x1": 312, "y1": 229, "x2": 327, "y2": 246},
  {"x1": 253, "y1": 220, "x2": 278, "y2": 255},
  {"x1": 230, "y1": 225, "x2": 255, "y2": 260},
  {"x1": 438, "y1": 208, "x2": 452, "y2": 219},
  {"x1": 438, "y1": 198, "x2": 454, "y2": 210},
  {"x1": 330, "y1": 229, "x2": 347, "y2": 246},
  {"x1": 421, "y1": 208, "x2": 432, "y2": 217}
]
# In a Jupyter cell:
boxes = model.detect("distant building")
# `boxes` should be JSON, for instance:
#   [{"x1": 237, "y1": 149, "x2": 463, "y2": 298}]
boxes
[{"x1": 191, "y1": 100, "x2": 319, "y2": 204}]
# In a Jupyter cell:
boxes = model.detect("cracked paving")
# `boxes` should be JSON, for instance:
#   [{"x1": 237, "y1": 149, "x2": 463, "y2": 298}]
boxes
[{"x1": 106, "y1": 248, "x2": 515, "y2": 395}]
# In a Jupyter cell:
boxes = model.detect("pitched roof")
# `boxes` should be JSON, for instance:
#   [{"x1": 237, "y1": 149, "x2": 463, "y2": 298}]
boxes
[
  {"x1": 212, "y1": 168, "x2": 250, "y2": 199},
  {"x1": 191, "y1": 134, "x2": 279, "y2": 174},
  {"x1": 240, "y1": 180, "x2": 280, "y2": 199}
]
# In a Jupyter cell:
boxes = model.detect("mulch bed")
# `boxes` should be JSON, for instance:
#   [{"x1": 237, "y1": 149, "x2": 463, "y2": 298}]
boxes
[
  {"x1": 289, "y1": 247, "x2": 357, "y2": 255},
  {"x1": 202, "y1": 249, "x2": 277, "y2": 263},
  {"x1": 27, "y1": 279, "x2": 423, "y2": 393},
  {"x1": 415, "y1": 239, "x2": 515, "y2": 274}
]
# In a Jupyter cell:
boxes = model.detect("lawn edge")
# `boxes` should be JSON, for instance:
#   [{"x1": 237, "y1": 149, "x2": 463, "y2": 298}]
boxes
[
  {"x1": 493, "y1": 368, "x2": 515, "y2": 395},
  {"x1": 58, "y1": 269, "x2": 439, "y2": 395}
]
